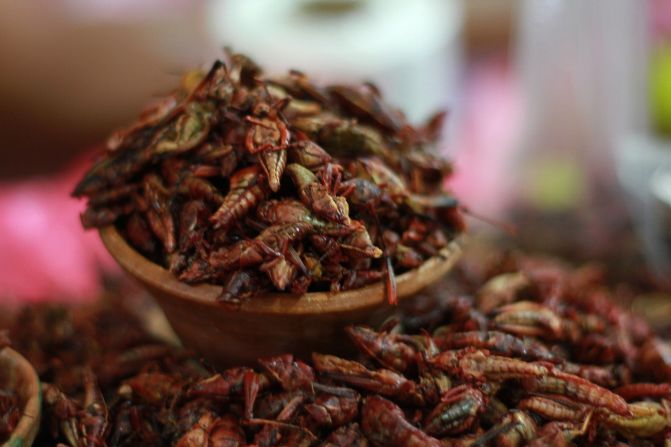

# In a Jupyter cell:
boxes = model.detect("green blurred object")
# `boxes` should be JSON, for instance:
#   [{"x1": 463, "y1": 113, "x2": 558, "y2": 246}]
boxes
[
  {"x1": 649, "y1": 44, "x2": 671, "y2": 137},
  {"x1": 525, "y1": 158, "x2": 585, "y2": 212}
]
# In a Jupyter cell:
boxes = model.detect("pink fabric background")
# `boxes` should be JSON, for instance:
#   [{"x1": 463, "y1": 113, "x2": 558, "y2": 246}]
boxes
[{"x1": 0, "y1": 156, "x2": 116, "y2": 304}]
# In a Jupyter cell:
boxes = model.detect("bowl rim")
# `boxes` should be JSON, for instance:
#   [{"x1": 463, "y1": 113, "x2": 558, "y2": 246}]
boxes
[
  {"x1": 100, "y1": 225, "x2": 462, "y2": 315},
  {"x1": 2, "y1": 347, "x2": 41, "y2": 447}
]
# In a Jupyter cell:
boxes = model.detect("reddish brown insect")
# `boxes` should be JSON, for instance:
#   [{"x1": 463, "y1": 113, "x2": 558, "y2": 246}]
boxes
[
  {"x1": 80, "y1": 369, "x2": 109, "y2": 447},
  {"x1": 304, "y1": 385, "x2": 360, "y2": 429},
  {"x1": 123, "y1": 372, "x2": 183, "y2": 405},
  {"x1": 209, "y1": 222, "x2": 313, "y2": 271},
  {"x1": 479, "y1": 410, "x2": 538, "y2": 447},
  {"x1": 527, "y1": 418, "x2": 592, "y2": 447},
  {"x1": 361, "y1": 396, "x2": 442, "y2": 447},
  {"x1": 245, "y1": 99, "x2": 291, "y2": 192},
  {"x1": 174, "y1": 411, "x2": 217, "y2": 447},
  {"x1": 257, "y1": 354, "x2": 315, "y2": 391},
  {"x1": 432, "y1": 330, "x2": 556, "y2": 362},
  {"x1": 210, "y1": 166, "x2": 270, "y2": 231},
  {"x1": 614, "y1": 383, "x2": 671, "y2": 401},
  {"x1": 0, "y1": 389, "x2": 19, "y2": 443},
  {"x1": 492, "y1": 301, "x2": 564, "y2": 340},
  {"x1": 312, "y1": 353, "x2": 424, "y2": 406},
  {"x1": 517, "y1": 394, "x2": 587, "y2": 422},
  {"x1": 430, "y1": 349, "x2": 550, "y2": 382},
  {"x1": 188, "y1": 368, "x2": 270, "y2": 401},
  {"x1": 423, "y1": 385, "x2": 485, "y2": 436},
  {"x1": 288, "y1": 138, "x2": 332, "y2": 168},
  {"x1": 523, "y1": 371, "x2": 630, "y2": 416},
  {"x1": 601, "y1": 401, "x2": 669, "y2": 438},
  {"x1": 329, "y1": 84, "x2": 403, "y2": 132},
  {"x1": 345, "y1": 325, "x2": 416, "y2": 373},
  {"x1": 142, "y1": 173, "x2": 177, "y2": 253},
  {"x1": 256, "y1": 199, "x2": 353, "y2": 236},
  {"x1": 287, "y1": 163, "x2": 350, "y2": 224},
  {"x1": 208, "y1": 415, "x2": 246, "y2": 447},
  {"x1": 320, "y1": 423, "x2": 368, "y2": 447}
]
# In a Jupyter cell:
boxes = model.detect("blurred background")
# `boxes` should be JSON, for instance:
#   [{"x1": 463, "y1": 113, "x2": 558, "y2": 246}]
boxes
[{"x1": 1, "y1": 0, "x2": 671, "y2": 303}]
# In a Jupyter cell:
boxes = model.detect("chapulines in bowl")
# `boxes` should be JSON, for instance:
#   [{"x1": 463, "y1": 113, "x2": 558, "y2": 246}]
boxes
[{"x1": 73, "y1": 51, "x2": 464, "y2": 305}]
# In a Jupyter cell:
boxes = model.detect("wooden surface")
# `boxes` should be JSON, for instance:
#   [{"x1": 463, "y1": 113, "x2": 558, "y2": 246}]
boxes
[{"x1": 100, "y1": 225, "x2": 462, "y2": 367}]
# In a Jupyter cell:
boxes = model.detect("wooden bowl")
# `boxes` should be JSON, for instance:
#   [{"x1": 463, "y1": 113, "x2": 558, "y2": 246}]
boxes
[
  {"x1": 1, "y1": 348, "x2": 41, "y2": 447},
  {"x1": 100, "y1": 225, "x2": 462, "y2": 368}
]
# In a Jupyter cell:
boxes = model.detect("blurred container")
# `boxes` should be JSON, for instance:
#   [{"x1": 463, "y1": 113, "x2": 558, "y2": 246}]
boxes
[
  {"x1": 650, "y1": 162, "x2": 671, "y2": 278},
  {"x1": 512, "y1": 0, "x2": 652, "y2": 266},
  {"x1": 206, "y1": 0, "x2": 463, "y2": 128},
  {"x1": 616, "y1": 136, "x2": 671, "y2": 283},
  {"x1": 613, "y1": 0, "x2": 671, "y2": 285}
]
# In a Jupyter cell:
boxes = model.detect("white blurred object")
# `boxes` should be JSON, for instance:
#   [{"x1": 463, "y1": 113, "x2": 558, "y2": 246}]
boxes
[{"x1": 206, "y1": 0, "x2": 463, "y2": 128}]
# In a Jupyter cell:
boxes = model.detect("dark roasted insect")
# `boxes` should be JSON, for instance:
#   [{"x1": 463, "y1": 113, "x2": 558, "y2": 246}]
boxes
[
  {"x1": 476, "y1": 410, "x2": 537, "y2": 447},
  {"x1": 188, "y1": 367, "x2": 270, "y2": 403},
  {"x1": 329, "y1": 84, "x2": 403, "y2": 133},
  {"x1": 601, "y1": 401, "x2": 670, "y2": 438},
  {"x1": 423, "y1": 385, "x2": 485, "y2": 436},
  {"x1": 319, "y1": 423, "x2": 368, "y2": 447},
  {"x1": 527, "y1": 417, "x2": 592, "y2": 447},
  {"x1": 361, "y1": 395, "x2": 441, "y2": 447},
  {"x1": 517, "y1": 394, "x2": 587, "y2": 422},
  {"x1": 432, "y1": 330, "x2": 556, "y2": 362},
  {"x1": 0, "y1": 388, "x2": 20, "y2": 443},
  {"x1": 256, "y1": 199, "x2": 353, "y2": 236},
  {"x1": 245, "y1": 98, "x2": 291, "y2": 192},
  {"x1": 312, "y1": 353, "x2": 424, "y2": 406},
  {"x1": 304, "y1": 385, "x2": 360, "y2": 430},
  {"x1": 153, "y1": 101, "x2": 213, "y2": 155},
  {"x1": 345, "y1": 325, "x2": 416, "y2": 373},
  {"x1": 287, "y1": 163, "x2": 350, "y2": 224},
  {"x1": 614, "y1": 382, "x2": 671, "y2": 401},
  {"x1": 209, "y1": 222, "x2": 313, "y2": 271},
  {"x1": 429, "y1": 348, "x2": 550, "y2": 382},
  {"x1": 217, "y1": 270, "x2": 267, "y2": 303},
  {"x1": 210, "y1": 166, "x2": 270, "y2": 231},
  {"x1": 288, "y1": 139, "x2": 332, "y2": 169},
  {"x1": 522, "y1": 370, "x2": 630, "y2": 416},
  {"x1": 258, "y1": 354, "x2": 315, "y2": 391},
  {"x1": 208, "y1": 415, "x2": 247, "y2": 447},
  {"x1": 42, "y1": 383, "x2": 83, "y2": 446}
]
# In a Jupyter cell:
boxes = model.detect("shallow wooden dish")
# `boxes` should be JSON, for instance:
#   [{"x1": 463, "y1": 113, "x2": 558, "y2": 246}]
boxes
[
  {"x1": 1, "y1": 348, "x2": 41, "y2": 447},
  {"x1": 100, "y1": 225, "x2": 462, "y2": 368}
]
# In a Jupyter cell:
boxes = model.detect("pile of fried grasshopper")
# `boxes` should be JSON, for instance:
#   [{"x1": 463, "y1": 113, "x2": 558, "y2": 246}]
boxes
[
  {"x1": 7, "y1": 249, "x2": 671, "y2": 446},
  {"x1": 73, "y1": 52, "x2": 463, "y2": 304}
]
